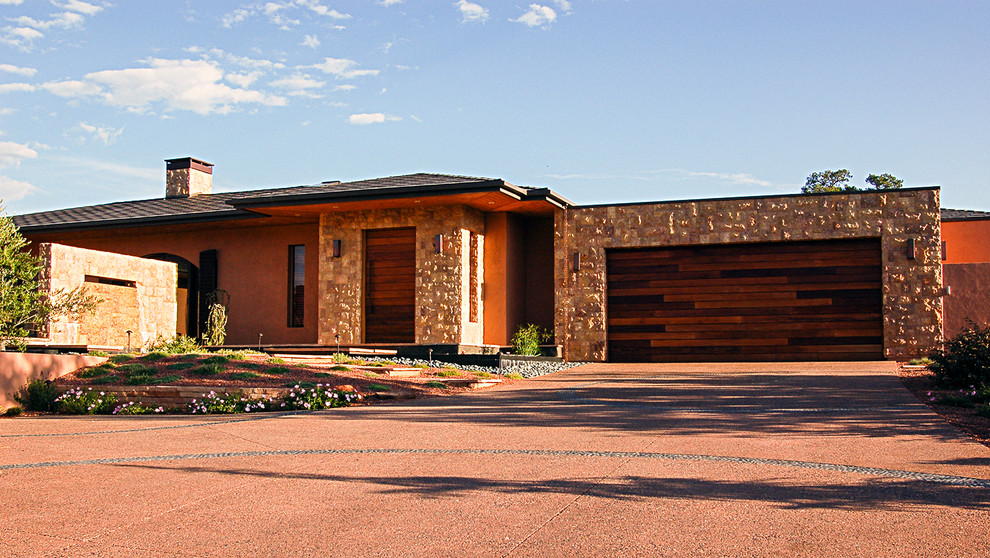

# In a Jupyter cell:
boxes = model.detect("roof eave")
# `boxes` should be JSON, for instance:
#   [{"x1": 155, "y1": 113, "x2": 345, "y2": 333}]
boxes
[{"x1": 14, "y1": 209, "x2": 260, "y2": 235}]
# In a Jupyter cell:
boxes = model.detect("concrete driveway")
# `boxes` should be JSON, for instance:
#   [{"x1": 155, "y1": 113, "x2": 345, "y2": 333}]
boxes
[{"x1": 2, "y1": 361, "x2": 989, "y2": 557}]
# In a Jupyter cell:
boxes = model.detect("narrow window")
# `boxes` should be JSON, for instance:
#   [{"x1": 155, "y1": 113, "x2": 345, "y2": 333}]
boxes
[{"x1": 288, "y1": 245, "x2": 305, "y2": 327}]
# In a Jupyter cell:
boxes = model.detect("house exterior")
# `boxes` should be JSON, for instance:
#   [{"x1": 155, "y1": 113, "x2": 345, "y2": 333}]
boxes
[
  {"x1": 940, "y1": 209, "x2": 990, "y2": 337},
  {"x1": 13, "y1": 157, "x2": 947, "y2": 362}
]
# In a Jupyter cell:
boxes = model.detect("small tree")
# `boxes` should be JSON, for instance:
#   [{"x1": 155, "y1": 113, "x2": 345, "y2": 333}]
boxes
[
  {"x1": 0, "y1": 204, "x2": 98, "y2": 351},
  {"x1": 202, "y1": 289, "x2": 229, "y2": 346},
  {"x1": 802, "y1": 170, "x2": 904, "y2": 194},
  {"x1": 865, "y1": 173, "x2": 903, "y2": 190},
  {"x1": 801, "y1": 169, "x2": 856, "y2": 193}
]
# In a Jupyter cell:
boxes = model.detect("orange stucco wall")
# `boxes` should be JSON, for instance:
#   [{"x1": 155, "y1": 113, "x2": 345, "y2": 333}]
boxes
[
  {"x1": 25, "y1": 220, "x2": 320, "y2": 346},
  {"x1": 942, "y1": 219, "x2": 990, "y2": 264},
  {"x1": 1, "y1": 352, "x2": 106, "y2": 409}
]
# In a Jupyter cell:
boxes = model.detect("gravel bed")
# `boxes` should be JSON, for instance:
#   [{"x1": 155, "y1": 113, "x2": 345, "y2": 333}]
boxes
[{"x1": 360, "y1": 355, "x2": 582, "y2": 378}]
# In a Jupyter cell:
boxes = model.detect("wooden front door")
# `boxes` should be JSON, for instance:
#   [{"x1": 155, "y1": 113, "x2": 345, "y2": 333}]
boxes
[{"x1": 364, "y1": 228, "x2": 416, "y2": 343}]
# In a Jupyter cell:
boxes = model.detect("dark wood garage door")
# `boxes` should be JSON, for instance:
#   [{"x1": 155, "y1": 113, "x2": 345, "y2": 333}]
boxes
[
  {"x1": 365, "y1": 228, "x2": 416, "y2": 343},
  {"x1": 607, "y1": 239, "x2": 883, "y2": 362}
]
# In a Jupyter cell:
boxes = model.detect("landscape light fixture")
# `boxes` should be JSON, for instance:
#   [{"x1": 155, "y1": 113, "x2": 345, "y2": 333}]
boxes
[
  {"x1": 573, "y1": 251, "x2": 581, "y2": 272},
  {"x1": 433, "y1": 234, "x2": 443, "y2": 254},
  {"x1": 907, "y1": 238, "x2": 917, "y2": 260},
  {"x1": 332, "y1": 239, "x2": 342, "y2": 258},
  {"x1": 125, "y1": 330, "x2": 132, "y2": 353}
]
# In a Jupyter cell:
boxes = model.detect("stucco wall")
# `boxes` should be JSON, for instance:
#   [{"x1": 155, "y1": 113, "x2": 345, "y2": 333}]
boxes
[
  {"x1": 39, "y1": 243, "x2": 177, "y2": 349},
  {"x1": 26, "y1": 221, "x2": 320, "y2": 345},
  {"x1": 555, "y1": 188, "x2": 943, "y2": 361},
  {"x1": 0, "y1": 352, "x2": 106, "y2": 409},
  {"x1": 943, "y1": 263, "x2": 990, "y2": 337},
  {"x1": 319, "y1": 206, "x2": 485, "y2": 345},
  {"x1": 942, "y1": 219, "x2": 990, "y2": 264}
]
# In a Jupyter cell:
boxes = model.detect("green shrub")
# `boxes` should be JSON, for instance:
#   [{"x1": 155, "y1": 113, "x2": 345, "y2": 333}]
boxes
[
  {"x1": 412, "y1": 363, "x2": 430, "y2": 369},
  {"x1": 146, "y1": 334, "x2": 201, "y2": 354},
  {"x1": 126, "y1": 374, "x2": 180, "y2": 386},
  {"x1": 424, "y1": 381, "x2": 448, "y2": 389},
  {"x1": 511, "y1": 323, "x2": 550, "y2": 356},
  {"x1": 977, "y1": 404, "x2": 990, "y2": 418},
  {"x1": 237, "y1": 362, "x2": 262, "y2": 370},
  {"x1": 142, "y1": 351, "x2": 168, "y2": 362},
  {"x1": 332, "y1": 353, "x2": 357, "y2": 364},
  {"x1": 436, "y1": 369, "x2": 460, "y2": 377},
  {"x1": 365, "y1": 362, "x2": 388, "y2": 368},
  {"x1": 379, "y1": 360, "x2": 398, "y2": 366},
  {"x1": 230, "y1": 372, "x2": 260, "y2": 381},
  {"x1": 504, "y1": 373, "x2": 524, "y2": 380},
  {"x1": 935, "y1": 394, "x2": 977, "y2": 408},
  {"x1": 14, "y1": 379, "x2": 58, "y2": 412},
  {"x1": 109, "y1": 354, "x2": 134, "y2": 364},
  {"x1": 280, "y1": 385, "x2": 362, "y2": 411},
  {"x1": 216, "y1": 349, "x2": 254, "y2": 360},
  {"x1": 928, "y1": 322, "x2": 990, "y2": 388},
  {"x1": 91, "y1": 375, "x2": 119, "y2": 385},
  {"x1": 909, "y1": 357, "x2": 933, "y2": 366},
  {"x1": 266, "y1": 366, "x2": 291, "y2": 375},
  {"x1": 474, "y1": 371, "x2": 493, "y2": 379},
  {"x1": 88, "y1": 350, "x2": 108, "y2": 357},
  {"x1": 266, "y1": 357, "x2": 286, "y2": 364},
  {"x1": 78, "y1": 364, "x2": 114, "y2": 378},
  {"x1": 166, "y1": 361, "x2": 197, "y2": 371},
  {"x1": 366, "y1": 383, "x2": 390, "y2": 392},
  {"x1": 200, "y1": 355, "x2": 230, "y2": 365},
  {"x1": 113, "y1": 402, "x2": 161, "y2": 415},
  {"x1": 285, "y1": 381, "x2": 316, "y2": 388},
  {"x1": 4, "y1": 406, "x2": 23, "y2": 417},
  {"x1": 119, "y1": 364, "x2": 157, "y2": 376},
  {"x1": 56, "y1": 387, "x2": 117, "y2": 414},
  {"x1": 328, "y1": 365, "x2": 350, "y2": 371},
  {"x1": 313, "y1": 372, "x2": 331, "y2": 378},
  {"x1": 188, "y1": 391, "x2": 253, "y2": 414},
  {"x1": 190, "y1": 363, "x2": 223, "y2": 376}
]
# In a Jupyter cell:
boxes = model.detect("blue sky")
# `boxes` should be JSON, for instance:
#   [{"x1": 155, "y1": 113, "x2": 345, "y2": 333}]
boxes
[{"x1": 1, "y1": 1, "x2": 988, "y2": 215}]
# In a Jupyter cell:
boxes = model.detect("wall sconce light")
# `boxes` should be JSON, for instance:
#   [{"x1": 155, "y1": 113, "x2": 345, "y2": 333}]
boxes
[
  {"x1": 433, "y1": 234, "x2": 443, "y2": 254},
  {"x1": 907, "y1": 238, "x2": 916, "y2": 260},
  {"x1": 573, "y1": 251, "x2": 581, "y2": 272},
  {"x1": 332, "y1": 239, "x2": 342, "y2": 258}
]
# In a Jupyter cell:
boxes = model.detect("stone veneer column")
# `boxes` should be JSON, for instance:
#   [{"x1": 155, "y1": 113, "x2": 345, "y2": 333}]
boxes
[
  {"x1": 318, "y1": 206, "x2": 485, "y2": 345},
  {"x1": 554, "y1": 189, "x2": 943, "y2": 362}
]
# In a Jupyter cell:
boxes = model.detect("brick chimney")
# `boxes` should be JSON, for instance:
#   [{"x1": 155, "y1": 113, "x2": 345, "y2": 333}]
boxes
[{"x1": 165, "y1": 157, "x2": 213, "y2": 198}]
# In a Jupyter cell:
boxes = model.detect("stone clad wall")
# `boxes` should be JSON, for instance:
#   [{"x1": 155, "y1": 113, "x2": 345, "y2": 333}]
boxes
[
  {"x1": 554, "y1": 188, "x2": 943, "y2": 361},
  {"x1": 318, "y1": 206, "x2": 484, "y2": 345},
  {"x1": 39, "y1": 243, "x2": 177, "y2": 349}
]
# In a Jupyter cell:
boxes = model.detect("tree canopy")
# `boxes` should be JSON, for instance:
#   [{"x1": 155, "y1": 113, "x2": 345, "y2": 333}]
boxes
[{"x1": 801, "y1": 170, "x2": 903, "y2": 194}]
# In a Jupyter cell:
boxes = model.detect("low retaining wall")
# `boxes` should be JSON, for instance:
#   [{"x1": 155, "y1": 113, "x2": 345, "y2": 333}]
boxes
[{"x1": 1, "y1": 352, "x2": 106, "y2": 409}]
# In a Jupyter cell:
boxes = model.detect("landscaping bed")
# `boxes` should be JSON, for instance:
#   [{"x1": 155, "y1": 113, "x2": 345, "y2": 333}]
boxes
[
  {"x1": 0, "y1": 350, "x2": 522, "y2": 416},
  {"x1": 899, "y1": 363, "x2": 990, "y2": 447}
]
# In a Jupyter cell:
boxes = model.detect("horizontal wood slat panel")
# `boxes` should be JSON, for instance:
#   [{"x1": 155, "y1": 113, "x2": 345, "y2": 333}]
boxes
[
  {"x1": 606, "y1": 239, "x2": 883, "y2": 362},
  {"x1": 365, "y1": 228, "x2": 415, "y2": 343}
]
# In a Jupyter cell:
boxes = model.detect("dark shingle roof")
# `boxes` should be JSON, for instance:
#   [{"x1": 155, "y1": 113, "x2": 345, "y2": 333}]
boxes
[
  {"x1": 12, "y1": 173, "x2": 521, "y2": 233},
  {"x1": 941, "y1": 208, "x2": 990, "y2": 221}
]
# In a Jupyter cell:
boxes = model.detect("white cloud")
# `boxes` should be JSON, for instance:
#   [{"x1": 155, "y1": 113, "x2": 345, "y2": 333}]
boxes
[
  {"x1": 0, "y1": 64, "x2": 37, "y2": 77},
  {"x1": 223, "y1": 1, "x2": 350, "y2": 28},
  {"x1": 78, "y1": 122, "x2": 124, "y2": 145},
  {"x1": 270, "y1": 74, "x2": 325, "y2": 97},
  {"x1": 0, "y1": 176, "x2": 37, "y2": 201},
  {"x1": 301, "y1": 34, "x2": 320, "y2": 48},
  {"x1": 0, "y1": 140, "x2": 37, "y2": 167},
  {"x1": 225, "y1": 71, "x2": 261, "y2": 87},
  {"x1": 456, "y1": 0, "x2": 488, "y2": 23},
  {"x1": 685, "y1": 171, "x2": 773, "y2": 188},
  {"x1": 310, "y1": 57, "x2": 379, "y2": 79},
  {"x1": 1, "y1": 27, "x2": 44, "y2": 49},
  {"x1": 43, "y1": 59, "x2": 287, "y2": 115},
  {"x1": 0, "y1": 83, "x2": 36, "y2": 93},
  {"x1": 59, "y1": 0, "x2": 103, "y2": 16},
  {"x1": 553, "y1": 0, "x2": 572, "y2": 14},
  {"x1": 42, "y1": 79, "x2": 101, "y2": 97},
  {"x1": 348, "y1": 113, "x2": 401, "y2": 125},
  {"x1": 379, "y1": 0, "x2": 402, "y2": 5},
  {"x1": 0, "y1": 0, "x2": 25, "y2": 5},
  {"x1": 0, "y1": 108, "x2": 16, "y2": 116},
  {"x1": 512, "y1": 4, "x2": 556, "y2": 27},
  {"x1": 333, "y1": 84, "x2": 356, "y2": 92}
]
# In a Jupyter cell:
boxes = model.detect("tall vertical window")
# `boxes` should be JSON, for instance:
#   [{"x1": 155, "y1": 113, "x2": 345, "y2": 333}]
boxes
[{"x1": 288, "y1": 245, "x2": 305, "y2": 327}]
